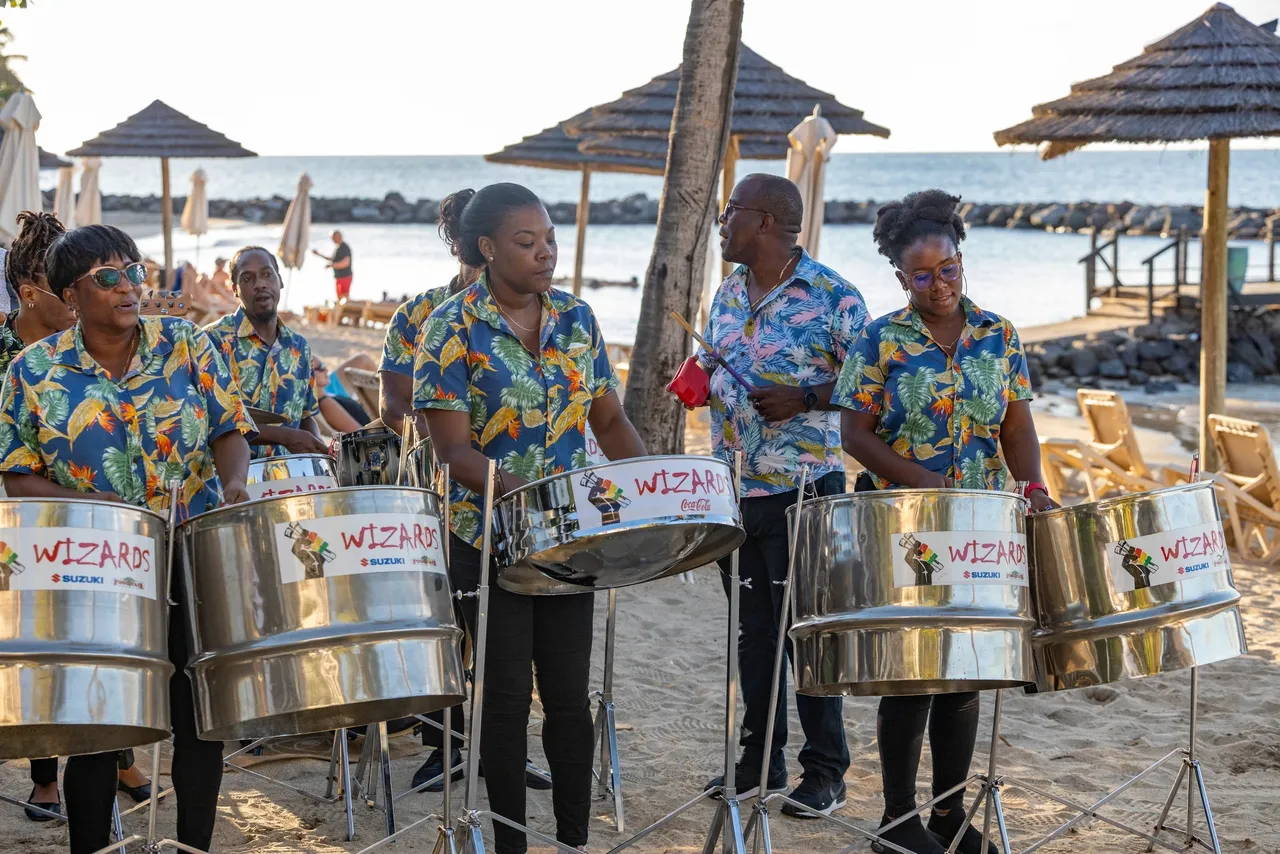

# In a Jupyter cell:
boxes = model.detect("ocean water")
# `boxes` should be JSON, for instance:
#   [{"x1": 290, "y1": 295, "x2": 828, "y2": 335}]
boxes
[{"x1": 52, "y1": 150, "x2": 1280, "y2": 343}]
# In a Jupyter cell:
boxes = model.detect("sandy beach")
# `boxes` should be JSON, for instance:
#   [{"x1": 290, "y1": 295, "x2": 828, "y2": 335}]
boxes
[{"x1": 2, "y1": 319, "x2": 1276, "y2": 854}]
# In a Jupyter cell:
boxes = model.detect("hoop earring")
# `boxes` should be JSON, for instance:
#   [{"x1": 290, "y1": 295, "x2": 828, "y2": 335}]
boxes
[{"x1": 961, "y1": 271, "x2": 969, "y2": 298}]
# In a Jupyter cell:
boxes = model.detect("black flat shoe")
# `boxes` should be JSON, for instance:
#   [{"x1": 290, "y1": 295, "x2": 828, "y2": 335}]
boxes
[
  {"x1": 24, "y1": 788, "x2": 61, "y2": 822},
  {"x1": 117, "y1": 779, "x2": 153, "y2": 804}
]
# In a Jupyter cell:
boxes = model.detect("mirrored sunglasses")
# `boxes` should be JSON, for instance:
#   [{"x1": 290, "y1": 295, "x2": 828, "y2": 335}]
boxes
[
  {"x1": 906, "y1": 261, "x2": 962, "y2": 291},
  {"x1": 77, "y1": 263, "x2": 149, "y2": 290}
]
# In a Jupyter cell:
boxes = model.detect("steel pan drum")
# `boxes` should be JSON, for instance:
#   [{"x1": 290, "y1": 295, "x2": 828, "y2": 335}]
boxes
[
  {"x1": 790, "y1": 489, "x2": 1034, "y2": 696},
  {"x1": 335, "y1": 425, "x2": 402, "y2": 487},
  {"x1": 1027, "y1": 481, "x2": 1246, "y2": 692},
  {"x1": 495, "y1": 455, "x2": 744, "y2": 595},
  {"x1": 246, "y1": 454, "x2": 338, "y2": 500},
  {"x1": 405, "y1": 437, "x2": 437, "y2": 490},
  {"x1": 180, "y1": 487, "x2": 465, "y2": 740},
  {"x1": 0, "y1": 499, "x2": 170, "y2": 758}
]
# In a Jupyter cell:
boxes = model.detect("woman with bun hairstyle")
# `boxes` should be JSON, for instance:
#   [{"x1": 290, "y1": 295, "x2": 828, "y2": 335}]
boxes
[
  {"x1": 832, "y1": 190, "x2": 1056, "y2": 854},
  {"x1": 413, "y1": 183, "x2": 646, "y2": 853},
  {"x1": 378, "y1": 191, "x2": 482, "y2": 437}
]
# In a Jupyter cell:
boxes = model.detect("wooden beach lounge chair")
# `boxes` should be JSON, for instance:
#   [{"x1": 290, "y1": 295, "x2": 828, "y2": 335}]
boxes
[
  {"x1": 1209, "y1": 414, "x2": 1280, "y2": 565},
  {"x1": 1038, "y1": 389, "x2": 1174, "y2": 502},
  {"x1": 342, "y1": 367, "x2": 382, "y2": 422}
]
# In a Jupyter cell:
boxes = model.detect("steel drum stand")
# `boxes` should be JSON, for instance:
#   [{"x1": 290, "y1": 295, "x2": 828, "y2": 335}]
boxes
[
  {"x1": 591, "y1": 587, "x2": 625, "y2": 832},
  {"x1": 740, "y1": 468, "x2": 918, "y2": 854},
  {"x1": 585, "y1": 451, "x2": 751, "y2": 854},
  {"x1": 998, "y1": 666, "x2": 1222, "y2": 854},
  {"x1": 96, "y1": 482, "x2": 208, "y2": 854}
]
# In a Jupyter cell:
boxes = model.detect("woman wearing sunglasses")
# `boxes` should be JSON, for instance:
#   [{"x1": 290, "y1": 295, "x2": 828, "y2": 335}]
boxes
[
  {"x1": 832, "y1": 190, "x2": 1056, "y2": 854},
  {"x1": 0, "y1": 224, "x2": 254, "y2": 854},
  {"x1": 0, "y1": 212, "x2": 162, "y2": 823}
]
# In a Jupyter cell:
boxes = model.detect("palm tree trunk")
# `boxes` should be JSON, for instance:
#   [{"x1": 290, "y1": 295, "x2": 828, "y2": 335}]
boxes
[{"x1": 622, "y1": 0, "x2": 744, "y2": 454}]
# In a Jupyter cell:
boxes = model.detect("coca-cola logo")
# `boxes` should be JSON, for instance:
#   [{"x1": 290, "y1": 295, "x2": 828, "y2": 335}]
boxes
[{"x1": 680, "y1": 498, "x2": 712, "y2": 512}]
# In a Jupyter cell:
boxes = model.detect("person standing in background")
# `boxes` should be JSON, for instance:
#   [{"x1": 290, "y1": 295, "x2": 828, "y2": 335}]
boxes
[{"x1": 313, "y1": 230, "x2": 353, "y2": 301}]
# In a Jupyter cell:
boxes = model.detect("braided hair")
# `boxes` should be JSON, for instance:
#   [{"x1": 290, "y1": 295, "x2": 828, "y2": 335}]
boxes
[
  {"x1": 872, "y1": 190, "x2": 966, "y2": 268},
  {"x1": 5, "y1": 211, "x2": 66, "y2": 288}
]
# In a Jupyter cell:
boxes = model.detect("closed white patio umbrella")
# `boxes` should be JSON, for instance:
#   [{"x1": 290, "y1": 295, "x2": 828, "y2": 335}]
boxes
[
  {"x1": 785, "y1": 105, "x2": 838, "y2": 259},
  {"x1": 53, "y1": 164, "x2": 76, "y2": 229},
  {"x1": 0, "y1": 92, "x2": 43, "y2": 245},
  {"x1": 278, "y1": 172, "x2": 312, "y2": 309},
  {"x1": 181, "y1": 167, "x2": 208, "y2": 263},
  {"x1": 75, "y1": 157, "x2": 102, "y2": 226}
]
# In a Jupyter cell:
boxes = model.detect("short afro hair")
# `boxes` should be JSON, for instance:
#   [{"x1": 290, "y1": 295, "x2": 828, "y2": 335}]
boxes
[{"x1": 872, "y1": 190, "x2": 966, "y2": 267}]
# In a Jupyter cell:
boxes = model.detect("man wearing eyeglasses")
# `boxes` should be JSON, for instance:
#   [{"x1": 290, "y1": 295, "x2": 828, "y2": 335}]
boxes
[
  {"x1": 689, "y1": 174, "x2": 868, "y2": 819},
  {"x1": 204, "y1": 246, "x2": 328, "y2": 458}
]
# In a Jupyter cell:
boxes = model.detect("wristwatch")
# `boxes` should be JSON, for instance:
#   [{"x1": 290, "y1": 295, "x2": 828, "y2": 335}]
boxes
[{"x1": 802, "y1": 390, "x2": 818, "y2": 412}]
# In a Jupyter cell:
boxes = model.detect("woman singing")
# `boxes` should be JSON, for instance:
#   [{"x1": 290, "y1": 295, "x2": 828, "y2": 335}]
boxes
[
  {"x1": 414, "y1": 184, "x2": 646, "y2": 854},
  {"x1": 833, "y1": 191, "x2": 1055, "y2": 854},
  {"x1": 0, "y1": 224, "x2": 254, "y2": 854}
]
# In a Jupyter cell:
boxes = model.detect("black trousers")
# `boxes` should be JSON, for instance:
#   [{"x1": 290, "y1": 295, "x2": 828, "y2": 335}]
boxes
[
  {"x1": 716, "y1": 472, "x2": 851, "y2": 784},
  {"x1": 29, "y1": 751, "x2": 133, "y2": 787},
  {"x1": 64, "y1": 572, "x2": 224, "y2": 854},
  {"x1": 878, "y1": 692, "x2": 981, "y2": 816},
  {"x1": 449, "y1": 535, "x2": 594, "y2": 854}
]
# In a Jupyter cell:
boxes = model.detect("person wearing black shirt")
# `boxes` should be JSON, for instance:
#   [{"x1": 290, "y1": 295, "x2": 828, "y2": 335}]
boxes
[{"x1": 313, "y1": 230, "x2": 353, "y2": 300}]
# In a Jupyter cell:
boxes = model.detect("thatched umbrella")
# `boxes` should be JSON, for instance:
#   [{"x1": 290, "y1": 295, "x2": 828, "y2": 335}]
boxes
[
  {"x1": 993, "y1": 2, "x2": 1280, "y2": 471},
  {"x1": 37, "y1": 147, "x2": 69, "y2": 169},
  {"x1": 67, "y1": 100, "x2": 255, "y2": 276},
  {"x1": 486, "y1": 115, "x2": 667, "y2": 297},
  {"x1": 566, "y1": 43, "x2": 888, "y2": 275}
]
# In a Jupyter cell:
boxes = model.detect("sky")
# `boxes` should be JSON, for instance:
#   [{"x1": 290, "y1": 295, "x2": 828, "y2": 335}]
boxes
[{"x1": 10, "y1": 0, "x2": 1280, "y2": 157}]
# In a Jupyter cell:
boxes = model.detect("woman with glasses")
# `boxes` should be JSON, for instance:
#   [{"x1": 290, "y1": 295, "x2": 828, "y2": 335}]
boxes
[
  {"x1": 832, "y1": 190, "x2": 1056, "y2": 854},
  {"x1": 0, "y1": 224, "x2": 254, "y2": 854}
]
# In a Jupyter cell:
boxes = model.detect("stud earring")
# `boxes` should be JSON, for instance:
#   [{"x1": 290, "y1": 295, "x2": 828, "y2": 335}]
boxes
[{"x1": 26, "y1": 302, "x2": 33, "y2": 309}]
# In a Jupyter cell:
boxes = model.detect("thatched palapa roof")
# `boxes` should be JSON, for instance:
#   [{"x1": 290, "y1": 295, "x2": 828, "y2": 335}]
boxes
[
  {"x1": 994, "y1": 3, "x2": 1280, "y2": 159},
  {"x1": 67, "y1": 99, "x2": 256, "y2": 159},
  {"x1": 38, "y1": 148, "x2": 70, "y2": 169},
  {"x1": 485, "y1": 113, "x2": 665, "y2": 175},
  {"x1": 579, "y1": 133, "x2": 790, "y2": 161},
  {"x1": 565, "y1": 44, "x2": 889, "y2": 139}
]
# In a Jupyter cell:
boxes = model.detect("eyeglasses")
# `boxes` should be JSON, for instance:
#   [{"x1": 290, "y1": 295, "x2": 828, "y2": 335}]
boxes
[
  {"x1": 312, "y1": 362, "x2": 327, "y2": 373},
  {"x1": 75, "y1": 263, "x2": 148, "y2": 290},
  {"x1": 901, "y1": 257, "x2": 962, "y2": 291},
  {"x1": 720, "y1": 201, "x2": 771, "y2": 220}
]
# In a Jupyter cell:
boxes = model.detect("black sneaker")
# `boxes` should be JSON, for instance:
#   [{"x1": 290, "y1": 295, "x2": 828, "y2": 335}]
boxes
[
  {"x1": 781, "y1": 777, "x2": 847, "y2": 818},
  {"x1": 412, "y1": 748, "x2": 464, "y2": 793},
  {"x1": 871, "y1": 814, "x2": 946, "y2": 854},
  {"x1": 928, "y1": 809, "x2": 998, "y2": 854},
  {"x1": 704, "y1": 762, "x2": 788, "y2": 800}
]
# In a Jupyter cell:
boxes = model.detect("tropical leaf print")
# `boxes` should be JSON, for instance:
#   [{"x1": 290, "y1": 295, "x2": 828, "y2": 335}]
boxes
[
  {"x1": 503, "y1": 446, "x2": 546, "y2": 480},
  {"x1": 832, "y1": 300, "x2": 1032, "y2": 491},
  {"x1": 492, "y1": 335, "x2": 533, "y2": 374},
  {"x1": 38, "y1": 388, "x2": 70, "y2": 428},
  {"x1": 896, "y1": 367, "x2": 937, "y2": 413}
]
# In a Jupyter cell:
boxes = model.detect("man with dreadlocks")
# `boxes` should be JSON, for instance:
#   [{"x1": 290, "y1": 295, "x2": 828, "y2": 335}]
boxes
[
  {"x1": 685, "y1": 174, "x2": 866, "y2": 820},
  {"x1": 834, "y1": 189, "x2": 1056, "y2": 854}
]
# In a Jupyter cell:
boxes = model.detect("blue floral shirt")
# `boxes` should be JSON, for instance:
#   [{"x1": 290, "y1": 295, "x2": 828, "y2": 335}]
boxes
[
  {"x1": 0, "y1": 316, "x2": 255, "y2": 521},
  {"x1": 832, "y1": 297, "x2": 1033, "y2": 490},
  {"x1": 379, "y1": 283, "x2": 457, "y2": 377},
  {"x1": 413, "y1": 274, "x2": 618, "y2": 545},
  {"x1": 699, "y1": 250, "x2": 868, "y2": 496},
  {"x1": 203, "y1": 309, "x2": 320, "y2": 459}
]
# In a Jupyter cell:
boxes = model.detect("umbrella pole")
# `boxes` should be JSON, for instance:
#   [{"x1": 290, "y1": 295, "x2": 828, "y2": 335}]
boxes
[
  {"x1": 572, "y1": 167, "x2": 591, "y2": 298},
  {"x1": 720, "y1": 135, "x2": 739, "y2": 280},
  {"x1": 1199, "y1": 138, "x2": 1229, "y2": 472},
  {"x1": 161, "y1": 157, "x2": 174, "y2": 281}
]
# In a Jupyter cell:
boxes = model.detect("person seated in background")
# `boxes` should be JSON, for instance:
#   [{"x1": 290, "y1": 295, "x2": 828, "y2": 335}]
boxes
[
  {"x1": 203, "y1": 246, "x2": 328, "y2": 457},
  {"x1": 312, "y1": 355, "x2": 371, "y2": 432},
  {"x1": 190, "y1": 257, "x2": 237, "y2": 318}
]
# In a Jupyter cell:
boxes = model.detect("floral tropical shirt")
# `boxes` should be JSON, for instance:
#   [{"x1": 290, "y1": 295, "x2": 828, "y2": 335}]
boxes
[
  {"x1": 413, "y1": 274, "x2": 618, "y2": 545},
  {"x1": 379, "y1": 281, "x2": 460, "y2": 377},
  {"x1": 0, "y1": 310, "x2": 27, "y2": 378},
  {"x1": 0, "y1": 316, "x2": 256, "y2": 521},
  {"x1": 699, "y1": 250, "x2": 868, "y2": 496},
  {"x1": 203, "y1": 308, "x2": 320, "y2": 459},
  {"x1": 832, "y1": 297, "x2": 1033, "y2": 490}
]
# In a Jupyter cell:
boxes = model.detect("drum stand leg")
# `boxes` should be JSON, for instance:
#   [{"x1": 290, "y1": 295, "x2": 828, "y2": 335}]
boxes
[
  {"x1": 350, "y1": 721, "x2": 398, "y2": 839},
  {"x1": 603, "y1": 452, "x2": 749, "y2": 854},
  {"x1": 592, "y1": 587, "x2": 625, "y2": 833},
  {"x1": 742, "y1": 469, "x2": 918, "y2": 854},
  {"x1": 1000, "y1": 667, "x2": 1222, "y2": 854}
]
